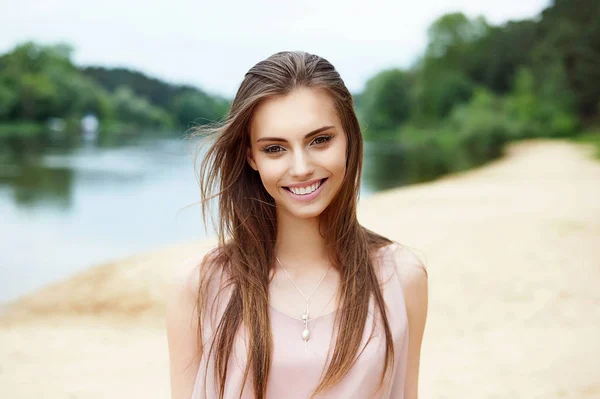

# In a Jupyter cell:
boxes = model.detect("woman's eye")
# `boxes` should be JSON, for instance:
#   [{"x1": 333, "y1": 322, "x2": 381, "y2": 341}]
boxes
[
  {"x1": 261, "y1": 135, "x2": 332, "y2": 154},
  {"x1": 262, "y1": 145, "x2": 284, "y2": 154},
  {"x1": 312, "y1": 135, "x2": 333, "y2": 145}
]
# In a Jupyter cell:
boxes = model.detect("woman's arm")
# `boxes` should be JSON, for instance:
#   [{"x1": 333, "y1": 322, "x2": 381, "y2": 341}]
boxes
[
  {"x1": 166, "y1": 256, "x2": 204, "y2": 399},
  {"x1": 395, "y1": 246, "x2": 429, "y2": 399}
]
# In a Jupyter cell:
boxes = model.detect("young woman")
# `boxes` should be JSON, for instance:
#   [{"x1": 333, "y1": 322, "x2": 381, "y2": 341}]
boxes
[{"x1": 166, "y1": 51, "x2": 428, "y2": 399}]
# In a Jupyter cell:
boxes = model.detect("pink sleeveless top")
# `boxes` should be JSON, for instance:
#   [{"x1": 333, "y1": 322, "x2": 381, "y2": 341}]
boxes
[{"x1": 192, "y1": 243, "x2": 409, "y2": 398}]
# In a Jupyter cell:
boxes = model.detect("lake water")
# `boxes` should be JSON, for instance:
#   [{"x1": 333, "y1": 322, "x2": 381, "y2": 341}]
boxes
[{"x1": 0, "y1": 136, "x2": 407, "y2": 303}]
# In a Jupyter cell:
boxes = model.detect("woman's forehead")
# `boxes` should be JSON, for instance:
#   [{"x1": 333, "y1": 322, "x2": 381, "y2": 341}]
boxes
[{"x1": 249, "y1": 87, "x2": 340, "y2": 141}]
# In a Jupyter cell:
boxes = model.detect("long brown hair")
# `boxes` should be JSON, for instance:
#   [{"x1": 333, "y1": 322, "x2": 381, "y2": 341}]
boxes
[{"x1": 192, "y1": 51, "x2": 394, "y2": 398}]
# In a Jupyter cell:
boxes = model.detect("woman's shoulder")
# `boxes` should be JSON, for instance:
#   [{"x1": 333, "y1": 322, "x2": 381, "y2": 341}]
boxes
[
  {"x1": 374, "y1": 241, "x2": 428, "y2": 304},
  {"x1": 381, "y1": 242, "x2": 428, "y2": 331},
  {"x1": 375, "y1": 241, "x2": 428, "y2": 281},
  {"x1": 166, "y1": 246, "x2": 224, "y2": 399},
  {"x1": 386, "y1": 242, "x2": 428, "y2": 283},
  {"x1": 167, "y1": 245, "x2": 227, "y2": 308},
  {"x1": 170, "y1": 246, "x2": 219, "y2": 289}
]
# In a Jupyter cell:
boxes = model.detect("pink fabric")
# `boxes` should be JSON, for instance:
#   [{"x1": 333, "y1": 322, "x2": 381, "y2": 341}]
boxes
[{"x1": 192, "y1": 243, "x2": 409, "y2": 399}]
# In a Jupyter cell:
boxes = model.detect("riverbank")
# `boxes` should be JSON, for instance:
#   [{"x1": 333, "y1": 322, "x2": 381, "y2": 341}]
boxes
[{"x1": 1, "y1": 138, "x2": 599, "y2": 398}]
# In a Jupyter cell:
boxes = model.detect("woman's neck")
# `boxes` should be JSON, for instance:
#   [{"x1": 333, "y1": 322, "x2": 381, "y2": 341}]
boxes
[{"x1": 274, "y1": 210, "x2": 329, "y2": 275}]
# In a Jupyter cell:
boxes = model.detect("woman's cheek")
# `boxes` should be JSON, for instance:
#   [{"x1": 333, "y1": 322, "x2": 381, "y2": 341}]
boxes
[
  {"x1": 258, "y1": 160, "x2": 285, "y2": 197},
  {"x1": 324, "y1": 145, "x2": 346, "y2": 175}
]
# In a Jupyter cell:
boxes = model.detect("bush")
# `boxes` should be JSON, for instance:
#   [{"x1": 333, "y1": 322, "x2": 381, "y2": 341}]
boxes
[
  {"x1": 448, "y1": 88, "x2": 509, "y2": 163},
  {"x1": 504, "y1": 67, "x2": 579, "y2": 138}
]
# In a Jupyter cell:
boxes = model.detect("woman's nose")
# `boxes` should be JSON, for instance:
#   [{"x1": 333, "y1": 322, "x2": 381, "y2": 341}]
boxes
[{"x1": 289, "y1": 150, "x2": 314, "y2": 178}]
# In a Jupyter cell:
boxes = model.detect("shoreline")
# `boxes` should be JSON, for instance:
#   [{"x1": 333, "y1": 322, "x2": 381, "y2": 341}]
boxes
[{"x1": 2, "y1": 138, "x2": 599, "y2": 398}]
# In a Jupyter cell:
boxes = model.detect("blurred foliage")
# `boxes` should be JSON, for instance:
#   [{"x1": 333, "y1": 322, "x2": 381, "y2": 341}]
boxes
[
  {"x1": 356, "y1": 0, "x2": 599, "y2": 182},
  {"x1": 535, "y1": 0, "x2": 600, "y2": 119},
  {"x1": 413, "y1": 68, "x2": 474, "y2": 122},
  {"x1": 570, "y1": 130, "x2": 600, "y2": 159},
  {"x1": 410, "y1": 12, "x2": 488, "y2": 122},
  {"x1": 0, "y1": 41, "x2": 230, "y2": 141},
  {"x1": 81, "y1": 66, "x2": 230, "y2": 128},
  {"x1": 357, "y1": 69, "x2": 412, "y2": 135},
  {"x1": 504, "y1": 67, "x2": 579, "y2": 139},
  {"x1": 0, "y1": 43, "x2": 111, "y2": 122}
]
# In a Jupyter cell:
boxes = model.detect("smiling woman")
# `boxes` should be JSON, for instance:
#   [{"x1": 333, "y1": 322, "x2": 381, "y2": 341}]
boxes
[
  {"x1": 166, "y1": 51, "x2": 428, "y2": 399},
  {"x1": 247, "y1": 87, "x2": 348, "y2": 220}
]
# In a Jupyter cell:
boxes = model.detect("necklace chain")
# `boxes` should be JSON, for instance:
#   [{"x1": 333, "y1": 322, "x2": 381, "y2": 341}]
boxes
[
  {"x1": 276, "y1": 257, "x2": 331, "y2": 303},
  {"x1": 275, "y1": 256, "x2": 331, "y2": 348}
]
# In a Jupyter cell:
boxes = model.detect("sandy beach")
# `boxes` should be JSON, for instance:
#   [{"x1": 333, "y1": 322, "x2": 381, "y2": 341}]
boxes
[{"x1": 1, "y1": 138, "x2": 599, "y2": 398}]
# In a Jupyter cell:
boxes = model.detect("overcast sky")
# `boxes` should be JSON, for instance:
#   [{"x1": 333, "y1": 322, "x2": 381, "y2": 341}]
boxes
[{"x1": 0, "y1": 0, "x2": 549, "y2": 98}]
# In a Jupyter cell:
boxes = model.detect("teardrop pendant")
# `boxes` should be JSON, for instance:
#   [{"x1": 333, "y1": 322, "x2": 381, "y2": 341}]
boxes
[{"x1": 302, "y1": 328, "x2": 310, "y2": 341}]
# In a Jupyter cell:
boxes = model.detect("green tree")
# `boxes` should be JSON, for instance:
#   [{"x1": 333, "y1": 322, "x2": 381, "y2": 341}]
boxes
[
  {"x1": 82, "y1": 66, "x2": 230, "y2": 127},
  {"x1": 112, "y1": 86, "x2": 173, "y2": 128},
  {"x1": 412, "y1": 13, "x2": 488, "y2": 121},
  {"x1": 413, "y1": 68, "x2": 474, "y2": 121},
  {"x1": 358, "y1": 68, "x2": 412, "y2": 134},
  {"x1": 0, "y1": 78, "x2": 17, "y2": 119},
  {"x1": 0, "y1": 42, "x2": 114, "y2": 122},
  {"x1": 425, "y1": 13, "x2": 490, "y2": 63},
  {"x1": 534, "y1": 0, "x2": 600, "y2": 118},
  {"x1": 468, "y1": 21, "x2": 538, "y2": 94},
  {"x1": 172, "y1": 89, "x2": 229, "y2": 127},
  {"x1": 505, "y1": 67, "x2": 577, "y2": 137}
]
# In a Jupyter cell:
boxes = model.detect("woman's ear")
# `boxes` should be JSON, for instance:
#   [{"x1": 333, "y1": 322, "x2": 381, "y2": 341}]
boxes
[{"x1": 247, "y1": 147, "x2": 258, "y2": 171}]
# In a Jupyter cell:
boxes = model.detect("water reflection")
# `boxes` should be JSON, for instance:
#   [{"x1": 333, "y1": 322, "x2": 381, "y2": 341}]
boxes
[
  {"x1": 0, "y1": 161, "x2": 74, "y2": 210},
  {"x1": 363, "y1": 140, "x2": 408, "y2": 191}
]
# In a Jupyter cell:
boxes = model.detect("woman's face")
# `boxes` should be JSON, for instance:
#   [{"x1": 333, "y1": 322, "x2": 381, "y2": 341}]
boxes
[{"x1": 247, "y1": 87, "x2": 348, "y2": 220}]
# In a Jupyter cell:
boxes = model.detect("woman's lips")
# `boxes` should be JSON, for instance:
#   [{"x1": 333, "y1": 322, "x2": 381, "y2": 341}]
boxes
[{"x1": 283, "y1": 178, "x2": 328, "y2": 202}]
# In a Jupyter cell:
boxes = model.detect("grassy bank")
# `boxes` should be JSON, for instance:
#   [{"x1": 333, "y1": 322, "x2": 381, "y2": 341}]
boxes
[{"x1": 570, "y1": 131, "x2": 600, "y2": 159}]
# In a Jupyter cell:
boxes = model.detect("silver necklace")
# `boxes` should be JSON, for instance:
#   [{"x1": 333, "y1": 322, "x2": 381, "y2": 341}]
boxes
[{"x1": 275, "y1": 256, "x2": 331, "y2": 346}]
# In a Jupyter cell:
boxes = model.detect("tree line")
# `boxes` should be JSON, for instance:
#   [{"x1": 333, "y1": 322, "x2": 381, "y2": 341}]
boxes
[
  {"x1": 357, "y1": 0, "x2": 599, "y2": 138},
  {"x1": 0, "y1": 43, "x2": 229, "y2": 137},
  {"x1": 354, "y1": 0, "x2": 599, "y2": 184}
]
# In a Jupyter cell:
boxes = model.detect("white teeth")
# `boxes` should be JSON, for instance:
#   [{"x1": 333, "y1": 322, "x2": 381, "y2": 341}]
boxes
[{"x1": 289, "y1": 180, "x2": 322, "y2": 195}]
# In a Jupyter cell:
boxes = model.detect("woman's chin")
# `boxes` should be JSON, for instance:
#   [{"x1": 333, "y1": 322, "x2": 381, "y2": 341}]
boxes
[{"x1": 277, "y1": 200, "x2": 328, "y2": 220}]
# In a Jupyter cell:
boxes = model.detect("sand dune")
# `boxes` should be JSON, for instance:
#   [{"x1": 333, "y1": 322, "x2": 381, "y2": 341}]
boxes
[{"x1": 1, "y1": 139, "x2": 599, "y2": 398}]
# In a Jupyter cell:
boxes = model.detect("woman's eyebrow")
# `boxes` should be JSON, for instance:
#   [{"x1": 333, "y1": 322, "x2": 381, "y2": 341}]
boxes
[{"x1": 256, "y1": 125, "x2": 335, "y2": 143}]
